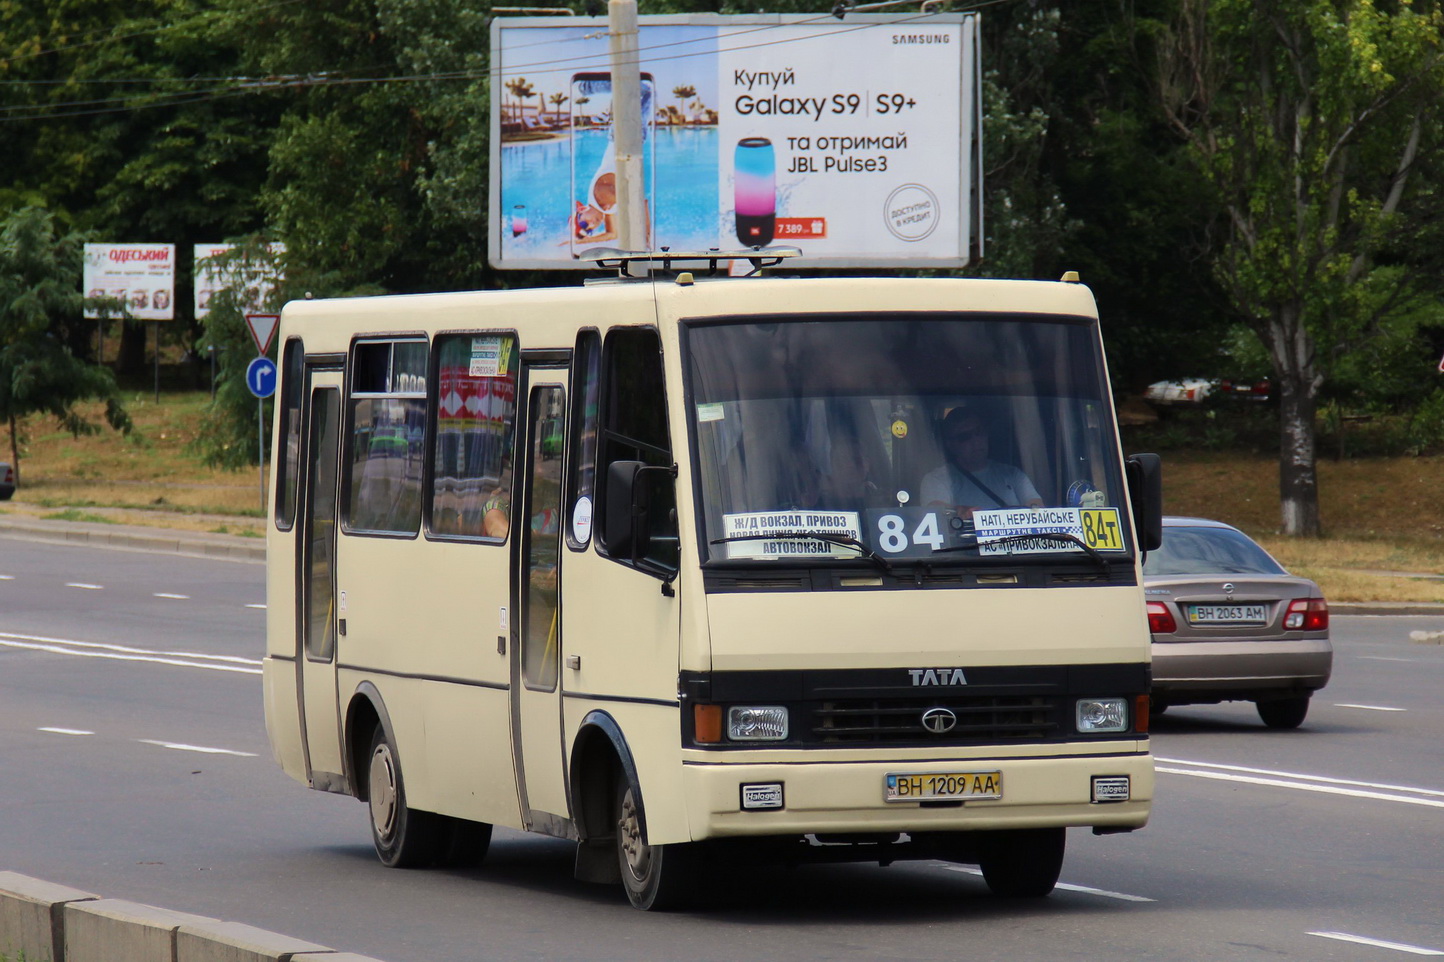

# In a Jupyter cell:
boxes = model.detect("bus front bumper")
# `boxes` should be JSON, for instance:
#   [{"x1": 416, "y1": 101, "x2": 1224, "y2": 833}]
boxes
[{"x1": 680, "y1": 748, "x2": 1153, "y2": 839}]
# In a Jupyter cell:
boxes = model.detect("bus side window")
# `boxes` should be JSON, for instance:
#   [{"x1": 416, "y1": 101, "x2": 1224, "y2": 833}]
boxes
[
  {"x1": 274, "y1": 337, "x2": 304, "y2": 530},
  {"x1": 596, "y1": 328, "x2": 678, "y2": 574},
  {"x1": 430, "y1": 333, "x2": 518, "y2": 540},
  {"x1": 344, "y1": 338, "x2": 428, "y2": 536},
  {"x1": 566, "y1": 329, "x2": 601, "y2": 550}
]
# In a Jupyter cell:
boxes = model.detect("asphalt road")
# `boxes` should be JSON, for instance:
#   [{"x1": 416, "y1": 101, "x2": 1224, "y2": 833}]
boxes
[{"x1": 0, "y1": 533, "x2": 1440, "y2": 961}]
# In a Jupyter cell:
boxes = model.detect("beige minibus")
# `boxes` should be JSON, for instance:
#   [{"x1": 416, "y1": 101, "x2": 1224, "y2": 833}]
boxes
[{"x1": 263, "y1": 252, "x2": 1161, "y2": 910}]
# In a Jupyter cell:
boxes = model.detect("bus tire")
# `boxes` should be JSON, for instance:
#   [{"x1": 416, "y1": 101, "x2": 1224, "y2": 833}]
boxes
[
  {"x1": 615, "y1": 777, "x2": 698, "y2": 911},
  {"x1": 976, "y1": 827, "x2": 1065, "y2": 898},
  {"x1": 367, "y1": 725, "x2": 442, "y2": 868}
]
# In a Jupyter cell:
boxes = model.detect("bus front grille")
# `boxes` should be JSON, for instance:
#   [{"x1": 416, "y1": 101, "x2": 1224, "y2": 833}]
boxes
[{"x1": 811, "y1": 695, "x2": 1058, "y2": 744}]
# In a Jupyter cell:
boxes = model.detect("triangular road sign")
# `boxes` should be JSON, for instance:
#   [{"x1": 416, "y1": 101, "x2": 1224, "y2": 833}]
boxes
[{"x1": 245, "y1": 313, "x2": 280, "y2": 357}]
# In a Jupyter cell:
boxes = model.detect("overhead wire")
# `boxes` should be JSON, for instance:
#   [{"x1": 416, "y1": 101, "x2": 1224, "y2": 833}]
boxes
[
  {"x1": 0, "y1": 1, "x2": 1002, "y2": 124},
  {"x1": 0, "y1": 0, "x2": 312, "y2": 69}
]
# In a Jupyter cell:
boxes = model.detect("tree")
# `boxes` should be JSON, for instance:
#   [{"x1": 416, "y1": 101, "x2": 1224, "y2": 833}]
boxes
[
  {"x1": 1153, "y1": 0, "x2": 1444, "y2": 535},
  {"x1": 0, "y1": 208, "x2": 132, "y2": 482},
  {"x1": 672, "y1": 83, "x2": 696, "y2": 123}
]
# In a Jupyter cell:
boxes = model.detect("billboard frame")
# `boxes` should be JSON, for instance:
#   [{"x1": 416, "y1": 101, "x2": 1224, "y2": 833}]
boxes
[{"x1": 488, "y1": 12, "x2": 982, "y2": 271}]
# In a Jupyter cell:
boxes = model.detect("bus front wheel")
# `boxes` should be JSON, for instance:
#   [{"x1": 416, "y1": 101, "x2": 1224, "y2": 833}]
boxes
[
  {"x1": 976, "y1": 827, "x2": 1066, "y2": 898},
  {"x1": 615, "y1": 778, "x2": 699, "y2": 910},
  {"x1": 367, "y1": 725, "x2": 442, "y2": 867}
]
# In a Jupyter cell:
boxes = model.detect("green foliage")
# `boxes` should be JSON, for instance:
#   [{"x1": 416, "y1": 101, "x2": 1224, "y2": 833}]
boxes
[
  {"x1": 4, "y1": 0, "x2": 1444, "y2": 504},
  {"x1": 0, "y1": 207, "x2": 133, "y2": 482},
  {"x1": 1149, "y1": 0, "x2": 1444, "y2": 533}
]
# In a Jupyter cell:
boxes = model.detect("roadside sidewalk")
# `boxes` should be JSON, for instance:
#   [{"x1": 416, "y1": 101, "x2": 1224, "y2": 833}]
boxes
[
  {"x1": 1, "y1": 508, "x2": 1442, "y2": 613},
  {"x1": 0, "y1": 509, "x2": 264, "y2": 563}
]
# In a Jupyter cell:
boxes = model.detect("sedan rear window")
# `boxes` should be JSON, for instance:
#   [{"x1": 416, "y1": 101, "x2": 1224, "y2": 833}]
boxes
[{"x1": 1143, "y1": 526, "x2": 1286, "y2": 576}]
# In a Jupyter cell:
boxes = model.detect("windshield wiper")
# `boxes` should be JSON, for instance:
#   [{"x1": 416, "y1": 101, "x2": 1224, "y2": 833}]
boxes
[
  {"x1": 936, "y1": 531, "x2": 1112, "y2": 572},
  {"x1": 709, "y1": 531, "x2": 893, "y2": 572}
]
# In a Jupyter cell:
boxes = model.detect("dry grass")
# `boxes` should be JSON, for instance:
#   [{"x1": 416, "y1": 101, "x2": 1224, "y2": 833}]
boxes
[
  {"x1": 1162, "y1": 450, "x2": 1444, "y2": 601},
  {"x1": 0, "y1": 392, "x2": 265, "y2": 537},
  {"x1": 3, "y1": 394, "x2": 1442, "y2": 599}
]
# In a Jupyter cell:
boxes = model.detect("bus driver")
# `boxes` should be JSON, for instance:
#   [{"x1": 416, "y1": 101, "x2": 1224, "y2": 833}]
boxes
[{"x1": 922, "y1": 406, "x2": 1043, "y2": 518}]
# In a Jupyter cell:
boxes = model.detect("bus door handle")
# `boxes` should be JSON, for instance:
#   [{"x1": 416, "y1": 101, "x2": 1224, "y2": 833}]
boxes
[{"x1": 566, "y1": 655, "x2": 581, "y2": 670}]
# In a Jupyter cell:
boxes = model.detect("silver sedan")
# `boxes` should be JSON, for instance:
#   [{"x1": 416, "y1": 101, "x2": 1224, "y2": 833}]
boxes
[{"x1": 1143, "y1": 516, "x2": 1331, "y2": 728}]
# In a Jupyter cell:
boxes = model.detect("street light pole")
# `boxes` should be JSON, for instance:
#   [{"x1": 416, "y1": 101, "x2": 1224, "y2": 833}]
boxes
[{"x1": 607, "y1": 0, "x2": 647, "y2": 253}]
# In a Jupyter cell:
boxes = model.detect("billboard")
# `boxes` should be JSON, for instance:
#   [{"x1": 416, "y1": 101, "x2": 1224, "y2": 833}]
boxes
[
  {"x1": 83, "y1": 244, "x2": 176, "y2": 320},
  {"x1": 194, "y1": 243, "x2": 285, "y2": 320},
  {"x1": 489, "y1": 13, "x2": 980, "y2": 269}
]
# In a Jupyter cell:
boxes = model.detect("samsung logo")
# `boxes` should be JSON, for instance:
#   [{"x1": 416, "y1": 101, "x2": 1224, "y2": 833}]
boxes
[
  {"x1": 892, "y1": 33, "x2": 951, "y2": 44},
  {"x1": 908, "y1": 668, "x2": 968, "y2": 686}
]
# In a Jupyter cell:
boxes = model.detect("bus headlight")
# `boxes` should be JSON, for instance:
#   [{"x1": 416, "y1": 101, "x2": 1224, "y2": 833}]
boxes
[
  {"x1": 727, "y1": 706, "x2": 789, "y2": 741},
  {"x1": 1076, "y1": 698, "x2": 1128, "y2": 733}
]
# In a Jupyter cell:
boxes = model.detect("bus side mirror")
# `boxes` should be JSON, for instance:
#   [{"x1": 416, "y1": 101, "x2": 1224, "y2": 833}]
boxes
[
  {"x1": 603, "y1": 460, "x2": 651, "y2": 562},
  {"x1": 1126, "y1": 453, "x2": 1163, "y2": 552}
]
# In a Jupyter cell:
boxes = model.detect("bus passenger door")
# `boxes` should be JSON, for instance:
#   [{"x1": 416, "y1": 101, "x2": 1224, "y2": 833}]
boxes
[
  {"x1": 297, "y1": 372, "x2": 345, "y2": 787},
  {"x1": 512, "y1": 374, "x2": 570, "y2": 827}
]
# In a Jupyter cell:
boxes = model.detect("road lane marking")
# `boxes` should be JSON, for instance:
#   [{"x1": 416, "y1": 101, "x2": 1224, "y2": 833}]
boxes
[
  {"x1": 1309, "y1": 932, "x2": 1444, "y2": 955},
  {"x1": 65, "y1": 583, "x2": 103, "y2": 590},
  {"x1": 1335, "y1": 703, "x2": 1407, "y2": 711},
  {"x1": 153, "y1": 593, "x2": 190, "y2": 600},
  {"x1": 245, "y1": 603, "x2": 266, "y2": 609},
  {"x1": 1155, "y1": 764, "x2": 1444, "y2": 806},
  {"x1": 941, "y1": 866, "x2": 1154, "y2": 902},
  {"x1": 1156, "y1": 757, "x2": 1444, "y2": 799},
  {"x1": 138, "y1": 740, "x2": 257, "y2": 757},
  {"x1": 38, "y1": 727, "x2": 94, "y2": 736},
  {"x1": 0, "y1": 575, "x2": 14, "y2": 580},
  {"x1": 0, "y1": 631, "x2": 261, "y2": 675},
  {"x1": 1359, "y1": 656, "x2": 1418, "y2": 662}
]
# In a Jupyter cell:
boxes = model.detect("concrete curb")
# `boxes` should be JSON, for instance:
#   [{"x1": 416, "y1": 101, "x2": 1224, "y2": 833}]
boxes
[
  {"x1": 0, "y1": 515, "x2": 264, "y2": 563},
  {"x1": 1331, "y1": 601, "x2": 1444, "y2": 616},
  {"x1": 0, "y1": 871, "x2": 386, "y2": 962},
  {"x1": 3, "y1": 513, "x2": 1444, "y2": 611}
]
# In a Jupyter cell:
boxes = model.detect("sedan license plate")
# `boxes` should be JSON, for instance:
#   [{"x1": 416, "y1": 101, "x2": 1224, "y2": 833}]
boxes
[
  {"x1": 1187, "y1": 604, "x2": 1267, "y2": 625},
  {"x1": 885, "y1": 771, "x2": 1002, "y2": 802}
]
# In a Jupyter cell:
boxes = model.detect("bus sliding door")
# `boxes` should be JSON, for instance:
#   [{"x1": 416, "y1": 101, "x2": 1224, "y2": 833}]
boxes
[{"x1": 297, "y1": 372, "x2": 345, "y2": 787}]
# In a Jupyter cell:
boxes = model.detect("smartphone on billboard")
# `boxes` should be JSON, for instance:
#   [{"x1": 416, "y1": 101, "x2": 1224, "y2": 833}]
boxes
[
  {"x1": 734, "y1": 137, "x2": 776, "y2": 247},
  {"x1": 569, "y1": 72, "x2": 655, "y2": 258}
]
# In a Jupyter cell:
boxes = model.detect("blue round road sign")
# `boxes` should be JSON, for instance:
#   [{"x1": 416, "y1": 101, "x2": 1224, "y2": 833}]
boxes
[{"x1": 246, "y1": 356, "x2": 278, "y2": 399}]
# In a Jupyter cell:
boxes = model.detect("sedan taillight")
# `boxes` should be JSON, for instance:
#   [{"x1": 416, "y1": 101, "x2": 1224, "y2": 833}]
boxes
[
  {"x1": 1285, "y1": 598, "x2": 1328, "y2": 631},
  {"x1": 1146, "y1": 601, "x2": 1177, "y2": 634}
]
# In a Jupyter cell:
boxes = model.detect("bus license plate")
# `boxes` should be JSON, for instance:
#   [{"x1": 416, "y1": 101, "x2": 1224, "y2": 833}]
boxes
[
  {"x1": 885, "y1": 771, "x2": 1002, "y2": 802},
  {"x1": 1187, "y1": 604, "x2": 1267, "y2": 625}
]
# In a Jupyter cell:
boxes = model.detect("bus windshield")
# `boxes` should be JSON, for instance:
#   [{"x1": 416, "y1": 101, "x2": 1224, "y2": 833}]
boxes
[{"x1": 685, "y1": 314, "x2": 1133, "y2": 565}]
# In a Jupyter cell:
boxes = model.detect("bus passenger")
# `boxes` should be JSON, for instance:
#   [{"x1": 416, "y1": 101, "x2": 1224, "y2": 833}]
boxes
[
  {"x1": 922, "y1": 407, "x2": 1042, "y2": 518},
  {"x1": 811, "y1": 432, "x2": 881, "y2": 512}
]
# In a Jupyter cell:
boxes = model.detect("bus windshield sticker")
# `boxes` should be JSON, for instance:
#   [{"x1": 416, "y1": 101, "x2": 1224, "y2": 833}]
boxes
[
  {"x1": 974, "y1": 506, "x2": 1126, "y2": 554},
  {"x1": 721, "y1": 510, "x2": 861, "y2": 559},
  {"x1": 696, "y1": 402, "x2": 725, "y2": 423}
]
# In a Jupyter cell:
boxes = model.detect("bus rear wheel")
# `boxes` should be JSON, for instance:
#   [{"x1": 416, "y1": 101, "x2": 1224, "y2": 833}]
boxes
[
  {"x1": 976, "y1": 827, "x2": 1066, "y2": 898},
  {"x1": 615, "y1": 778, "x2": 699, "y2": 910},
  {"x1": 367, "y1": 725, "x2": 443, "y2": 867}
]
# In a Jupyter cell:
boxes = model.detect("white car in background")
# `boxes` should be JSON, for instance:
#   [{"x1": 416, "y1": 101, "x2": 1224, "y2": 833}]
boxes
[{"x1": 1143, "y1": 377, "x2": 1215, "y2": 405}]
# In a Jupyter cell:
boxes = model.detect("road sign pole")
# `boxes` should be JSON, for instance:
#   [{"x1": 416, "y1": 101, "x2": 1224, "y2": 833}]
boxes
[{"x1": 245, "y1": 353, "x2": 279, "y2": 513}]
